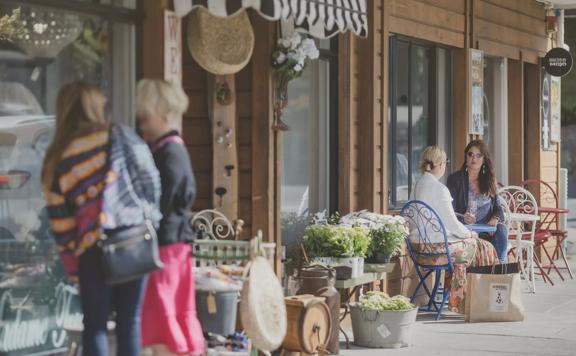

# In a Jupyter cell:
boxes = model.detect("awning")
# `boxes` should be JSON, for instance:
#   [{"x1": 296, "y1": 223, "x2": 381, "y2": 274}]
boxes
[{"x1": 174, "y1": 0, "x2": 368, "y2": 38}]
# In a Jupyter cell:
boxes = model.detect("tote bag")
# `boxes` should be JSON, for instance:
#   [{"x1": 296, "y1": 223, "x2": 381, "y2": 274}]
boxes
[{"x1": 465, "y1": 263, "x2": 525, "y2": 322}]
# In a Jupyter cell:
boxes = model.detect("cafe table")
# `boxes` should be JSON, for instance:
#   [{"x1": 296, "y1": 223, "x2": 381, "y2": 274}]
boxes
[{"x1": 506, "y1": 212, "x2": 541, "y2": 292}]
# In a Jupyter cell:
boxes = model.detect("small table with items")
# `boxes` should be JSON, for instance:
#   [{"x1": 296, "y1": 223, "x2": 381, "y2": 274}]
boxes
[
  {"x1": 335, "y1": 265, "x2": 395, "y2": 349},
  {"x1": 465, "y1": 223, "x2": 497, "y2": 233}
]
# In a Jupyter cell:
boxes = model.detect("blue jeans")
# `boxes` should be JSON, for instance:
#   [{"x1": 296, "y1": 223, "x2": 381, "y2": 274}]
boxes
[
  {"x1": 78, "y1": 246, "x2": 147, "y2": 356},
  {"x1": 479, "y1": 223, "x2": 508, "y2": 263}
]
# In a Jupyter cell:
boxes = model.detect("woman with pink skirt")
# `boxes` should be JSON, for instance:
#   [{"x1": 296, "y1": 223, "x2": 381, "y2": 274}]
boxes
[{"x1": 136, "y1": 79, "x2": 204, "y2": 355}]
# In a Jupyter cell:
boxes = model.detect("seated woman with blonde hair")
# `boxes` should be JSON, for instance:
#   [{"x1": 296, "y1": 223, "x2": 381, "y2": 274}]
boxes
[{"x1": 411, "y1": 146, "x2": 499, "y2": 313}]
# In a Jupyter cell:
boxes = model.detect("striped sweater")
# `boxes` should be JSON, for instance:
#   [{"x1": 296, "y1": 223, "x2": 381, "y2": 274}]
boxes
[{"x1": 45, "y1": 123, "x2": 161, "y2": 279}]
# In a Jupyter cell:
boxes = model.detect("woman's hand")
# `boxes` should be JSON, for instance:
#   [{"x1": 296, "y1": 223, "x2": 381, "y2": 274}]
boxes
[
  {"x1": 487, "y1": 217, "x2": 499, "y2": 226},
  {"x1": 464, "y1": 212, "x2": 476, "y2": 224}
]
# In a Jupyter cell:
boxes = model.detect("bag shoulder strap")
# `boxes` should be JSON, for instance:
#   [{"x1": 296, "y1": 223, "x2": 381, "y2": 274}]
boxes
[{"x1": 151, "y1": 135, "x2": 184, "y2": 154}]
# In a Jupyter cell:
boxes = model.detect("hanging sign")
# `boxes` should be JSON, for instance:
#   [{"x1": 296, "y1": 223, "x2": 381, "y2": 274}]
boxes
[
  {"x1": 164, "y1": 10, "x2": 182, "y2": 85},
  {"x1": 551, "y1": 76, "x2": 561, "y2": 142},
  {"x1": 543, "y1": 47, "x2": 573, "y2": 77},
  {"x1": 469, "y1": 49, "x2": 484, "y2": 135},
  {"x1": 541, "y1": 71, "x2": 552, "y2": 150}
]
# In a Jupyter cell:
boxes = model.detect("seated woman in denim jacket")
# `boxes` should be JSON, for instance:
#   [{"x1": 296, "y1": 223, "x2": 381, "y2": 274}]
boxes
[{"x1": 446, "y1": 140, "x2": 508, "y2": 263}]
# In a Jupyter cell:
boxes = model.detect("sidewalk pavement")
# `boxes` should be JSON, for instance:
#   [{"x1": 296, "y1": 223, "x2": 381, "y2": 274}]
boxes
[{"x1": 340, "y1": 254, "x2": 576, "y2": 355}]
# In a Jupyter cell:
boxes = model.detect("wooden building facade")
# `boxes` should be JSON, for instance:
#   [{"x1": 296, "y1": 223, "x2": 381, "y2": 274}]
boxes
[{"x1": 142, "y1": 0, "x2": 560, "y2": 282}]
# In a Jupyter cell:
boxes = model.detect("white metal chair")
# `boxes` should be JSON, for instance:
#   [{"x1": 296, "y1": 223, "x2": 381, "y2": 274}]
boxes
[{"x1": 498, "y1": 186, "x2": 540, "y2": 293}]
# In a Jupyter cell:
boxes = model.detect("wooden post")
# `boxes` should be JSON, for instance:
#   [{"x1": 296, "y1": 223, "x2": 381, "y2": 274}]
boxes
[
  {"x1": 507, "y1": 58, "x2": 524, "y2": 185},
  {"x1": 250, "y1": 15, "x2": 279, "y2": 274},
  {"x1": 524, "y1": 62, "x2": 541, "y2": 184},
  {"x1": 210, "y1": 75, "x2": 239, "y2": 222},
  {"x1": 142, "y1": 0, "x2": 169, "y2": 79},
  {"x1": 453, "y1": 49, "x2": 471, "y2": 169}
]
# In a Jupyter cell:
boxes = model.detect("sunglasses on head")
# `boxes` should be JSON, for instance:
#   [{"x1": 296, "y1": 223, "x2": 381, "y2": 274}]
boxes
[{"x1": 466, "y1": 152, "x2": 483, "y2": 159}]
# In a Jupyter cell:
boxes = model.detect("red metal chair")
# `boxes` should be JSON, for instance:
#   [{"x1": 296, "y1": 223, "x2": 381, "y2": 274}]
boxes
[{"x1": 521, "y1": 179, "x2": 573, "y2": 281}]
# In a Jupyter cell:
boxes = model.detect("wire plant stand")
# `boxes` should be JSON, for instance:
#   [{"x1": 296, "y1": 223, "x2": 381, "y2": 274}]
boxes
[{"x1": 190, "y1": 209, "x2": 275, "y2": 267}]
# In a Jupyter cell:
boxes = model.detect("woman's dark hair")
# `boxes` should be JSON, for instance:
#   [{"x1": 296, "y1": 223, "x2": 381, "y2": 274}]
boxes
[{"x1": 460, "y1": 140, "x2": 497, "y2": 196}]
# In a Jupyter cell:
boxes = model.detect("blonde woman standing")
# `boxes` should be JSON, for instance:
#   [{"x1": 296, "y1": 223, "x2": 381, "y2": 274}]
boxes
[
  {"x1": 43, "y1": 81, "x2": 161, "y2": 356},
  {"x1": 412, "y1": 146, "x2": 498, "y2": 313},
  {"x1": 136, "y1": 79, "x2": 204, "y2": 356}
]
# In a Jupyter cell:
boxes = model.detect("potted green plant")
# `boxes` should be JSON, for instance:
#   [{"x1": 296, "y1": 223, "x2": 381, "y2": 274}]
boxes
[
  {"x1": 349, "y1": 291, "x2": 417, "y2": 348},
  {"x1": 302, "y1": 224, "x2": 369, "y2": 278},
  {"x1": 368, "y1": 216, "x2": 407, "y2": 263}
]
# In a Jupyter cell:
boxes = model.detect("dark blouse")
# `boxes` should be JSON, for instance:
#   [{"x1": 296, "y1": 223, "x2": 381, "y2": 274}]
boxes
[
  {"x1": 152, "y1": 131, "x2": 196, "y2": 245},
  {"x1": 446, "y1": 170, "x2": 504, "y2": 224}
]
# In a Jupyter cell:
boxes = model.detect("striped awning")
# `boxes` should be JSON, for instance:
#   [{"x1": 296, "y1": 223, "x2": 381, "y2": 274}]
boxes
[{"x1": 174, "y1": 0, "x2": 368, "y2": 38}]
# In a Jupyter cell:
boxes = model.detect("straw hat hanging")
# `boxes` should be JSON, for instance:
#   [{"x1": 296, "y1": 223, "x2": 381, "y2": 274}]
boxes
[{"x1": 187, "y1": 7, "x2": 255, "y2": 75}]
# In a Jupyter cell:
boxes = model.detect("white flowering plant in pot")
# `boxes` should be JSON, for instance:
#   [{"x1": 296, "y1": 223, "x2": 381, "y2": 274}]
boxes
[{"x1": 271, "y1": 31, "x2": 319, "y2": 130}]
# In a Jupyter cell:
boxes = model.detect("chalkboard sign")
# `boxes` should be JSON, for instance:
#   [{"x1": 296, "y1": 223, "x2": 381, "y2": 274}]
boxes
[{"x1": 543, "y1": 47, "x2": 573, "y2": 77}]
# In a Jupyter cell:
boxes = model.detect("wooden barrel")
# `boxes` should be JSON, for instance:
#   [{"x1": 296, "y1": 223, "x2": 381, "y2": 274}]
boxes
[{"x1": 282, "y1": 295, "x2": 332, "y2": 354}]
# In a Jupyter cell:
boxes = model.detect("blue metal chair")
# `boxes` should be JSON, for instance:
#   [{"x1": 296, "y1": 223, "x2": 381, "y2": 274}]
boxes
[{"x1": 400, "y1": 200, "x2": 454, "y2": 320}]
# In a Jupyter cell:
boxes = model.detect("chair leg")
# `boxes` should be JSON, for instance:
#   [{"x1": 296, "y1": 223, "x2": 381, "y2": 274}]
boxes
[
  {"x1": 435, "y1": 286, "x2": 451, "y2": 321},
  {"x1": 411, "y1": 268, "x2": 433, "y2": 305},
  {"x1": 558, "y1": 243, "x2": 574, "y2": 279},
  {"x1": 533, "y1": 251, "x2": 554, "y2": 286},
  {"x1": 553, "y1": 235, "x2": 574, "y2": 280},
  {"x1": 541, "y1": 240, "x2": 565, "y2": 281},
  {"x1": 427, "y1": 271, "x2": 441, "y2": 312}
]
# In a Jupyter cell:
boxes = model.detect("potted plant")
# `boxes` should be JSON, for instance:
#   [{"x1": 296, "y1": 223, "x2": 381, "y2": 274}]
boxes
[
  {"x1": 368, "y1": 215, "x2": 407, "y2": 263},
  {"x1": 302, "y1": 224, "x2": 369, "y2": 278},
  {"x1": 349, "y1": 292, "x2": 417, "y2": 348}
]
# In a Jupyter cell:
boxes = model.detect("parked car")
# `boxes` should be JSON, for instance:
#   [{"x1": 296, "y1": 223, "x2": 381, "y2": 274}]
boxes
[{"x1": 0, "y1": 115, "x2": 54, "y2": 243}]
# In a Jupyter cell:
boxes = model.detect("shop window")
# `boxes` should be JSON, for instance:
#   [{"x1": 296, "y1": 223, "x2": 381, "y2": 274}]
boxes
[
  {"x1": 280, "y1": 38, "x2": 338, "y2": 261},
  {"x1": 483, "y1": 56, "x2": 508, "y2": 184},
  {"x1": 388, "y1": 36, "x2": 452, "y2": 208},
  {"x1": 0, "y1": 1, "x2": 136, "y2": 354}
]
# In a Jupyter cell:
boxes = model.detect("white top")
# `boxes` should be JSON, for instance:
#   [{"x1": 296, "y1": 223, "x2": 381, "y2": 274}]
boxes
[{"x1": 412, "y1": 172, "x2": 472, "y2": 243}]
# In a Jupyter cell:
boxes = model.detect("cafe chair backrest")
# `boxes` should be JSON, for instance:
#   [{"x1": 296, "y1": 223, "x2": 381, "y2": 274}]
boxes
[
  {"x1": 498, "y1": 185, "x2": 538, "y2": 236},
  {"x1": 521, "y1": 179, "x2": 558, "y2": 209},
  {"x1": 400, "y1": 200, "x2": 453, "y2": 271}
]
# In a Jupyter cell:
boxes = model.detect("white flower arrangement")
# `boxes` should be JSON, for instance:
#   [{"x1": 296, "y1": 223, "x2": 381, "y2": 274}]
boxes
[{"x1": 272, "y1": 32, "x2": 320, "y2": 85}]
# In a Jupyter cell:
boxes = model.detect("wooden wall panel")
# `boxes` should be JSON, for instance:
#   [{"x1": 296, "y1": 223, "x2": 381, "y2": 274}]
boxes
[
  {"x1": 483, "y1": 0, "x2": 545, "y2": 20},
  {"x1": 338, "y1": 33, "x2": 354, "y2": 214},
  {"x1": 476, "y1": 0, "x2": 547, "y2": 62},
  {"x1": 453, "y1": 49, "x2": 471, "y2": 169},
  {"x1": 389, "y1": 0, "x2": 466, "y2": 48}
]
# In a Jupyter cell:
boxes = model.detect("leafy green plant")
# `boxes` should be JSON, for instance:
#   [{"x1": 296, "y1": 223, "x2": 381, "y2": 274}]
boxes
[
  {"x1": 358, "y1": 291, "x2": 415, "y2": 311},
  {"x1": 369, "y1": 216, "x2": 407, "y2": 257},
  {"x1": 350, "y1": 226, "x2": 370, "y2": 257},
  {"x1": 302, "y1": 225, "x2": 355, "y2": 258}
]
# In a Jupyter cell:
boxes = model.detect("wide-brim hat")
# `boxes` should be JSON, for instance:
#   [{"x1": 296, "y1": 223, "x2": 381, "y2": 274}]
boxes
[{"x1": 187, "y1": 7, "x2": 255, "y2": 75}]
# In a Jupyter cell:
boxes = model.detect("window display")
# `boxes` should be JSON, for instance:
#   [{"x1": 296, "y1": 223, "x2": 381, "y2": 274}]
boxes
[{"x1": 0, "y1": 1, "x2": 136, "y2": 354}]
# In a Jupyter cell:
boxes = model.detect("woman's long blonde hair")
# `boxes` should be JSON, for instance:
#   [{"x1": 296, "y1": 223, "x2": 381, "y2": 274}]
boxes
[{"x1": 42, "y1": 81, "x2": 108, "y2": 188}]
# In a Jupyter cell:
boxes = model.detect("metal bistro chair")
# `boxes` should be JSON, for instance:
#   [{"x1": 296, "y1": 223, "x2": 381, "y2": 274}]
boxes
[
  {"x1": 499, "y1": 186, "x2": 547, "y2": 292},
  {"x1": 521, "y1": 179, "x2": 573, "y2": 281},
  {"x1": 401, "y1": 200, "x2": 453, "y2": 320}
]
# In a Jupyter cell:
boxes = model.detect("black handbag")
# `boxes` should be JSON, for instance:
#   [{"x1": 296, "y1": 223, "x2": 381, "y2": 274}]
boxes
[
  {"x1": 98, "y1": 124, "x2": 164, "y2": 285},
  {"x1": 99, "y1": 218, "x2": 164, "y2": 285}
]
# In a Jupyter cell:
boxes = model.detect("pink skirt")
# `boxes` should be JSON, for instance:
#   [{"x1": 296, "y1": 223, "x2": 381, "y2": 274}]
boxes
[{"x1": 141, "y1": 242, "x2": 205, "y2": 355}]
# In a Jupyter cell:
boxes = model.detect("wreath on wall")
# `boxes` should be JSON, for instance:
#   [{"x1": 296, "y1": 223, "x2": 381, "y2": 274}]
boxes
[{"x1": 271, "y1": 31, "x2": 319, "y2": 130}]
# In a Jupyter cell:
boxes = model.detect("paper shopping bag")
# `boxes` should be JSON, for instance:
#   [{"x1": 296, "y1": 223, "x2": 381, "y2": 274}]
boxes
[{"x1": 465, "y1": 271, "x2": 525, "y2": 322}]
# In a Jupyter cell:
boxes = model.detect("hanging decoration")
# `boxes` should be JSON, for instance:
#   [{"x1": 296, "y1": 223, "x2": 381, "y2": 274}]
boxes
[
  {"x1": 12, "y1": 6, "x2": 83, "y2": 58},
  {"x1": 271, "y1": 31, "x2": 319, "y2": 131},
  {"x1": 0, "y1": 8, "x2": 26, "y2": 42}
]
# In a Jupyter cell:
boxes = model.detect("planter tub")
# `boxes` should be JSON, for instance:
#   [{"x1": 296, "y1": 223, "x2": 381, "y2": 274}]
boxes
[
  {"x1": 311, "y1": 257, "x2": 364, "y2": 278},
  {"x1": 349, "y1": 304, "x2": 417, "y2": 348}
]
